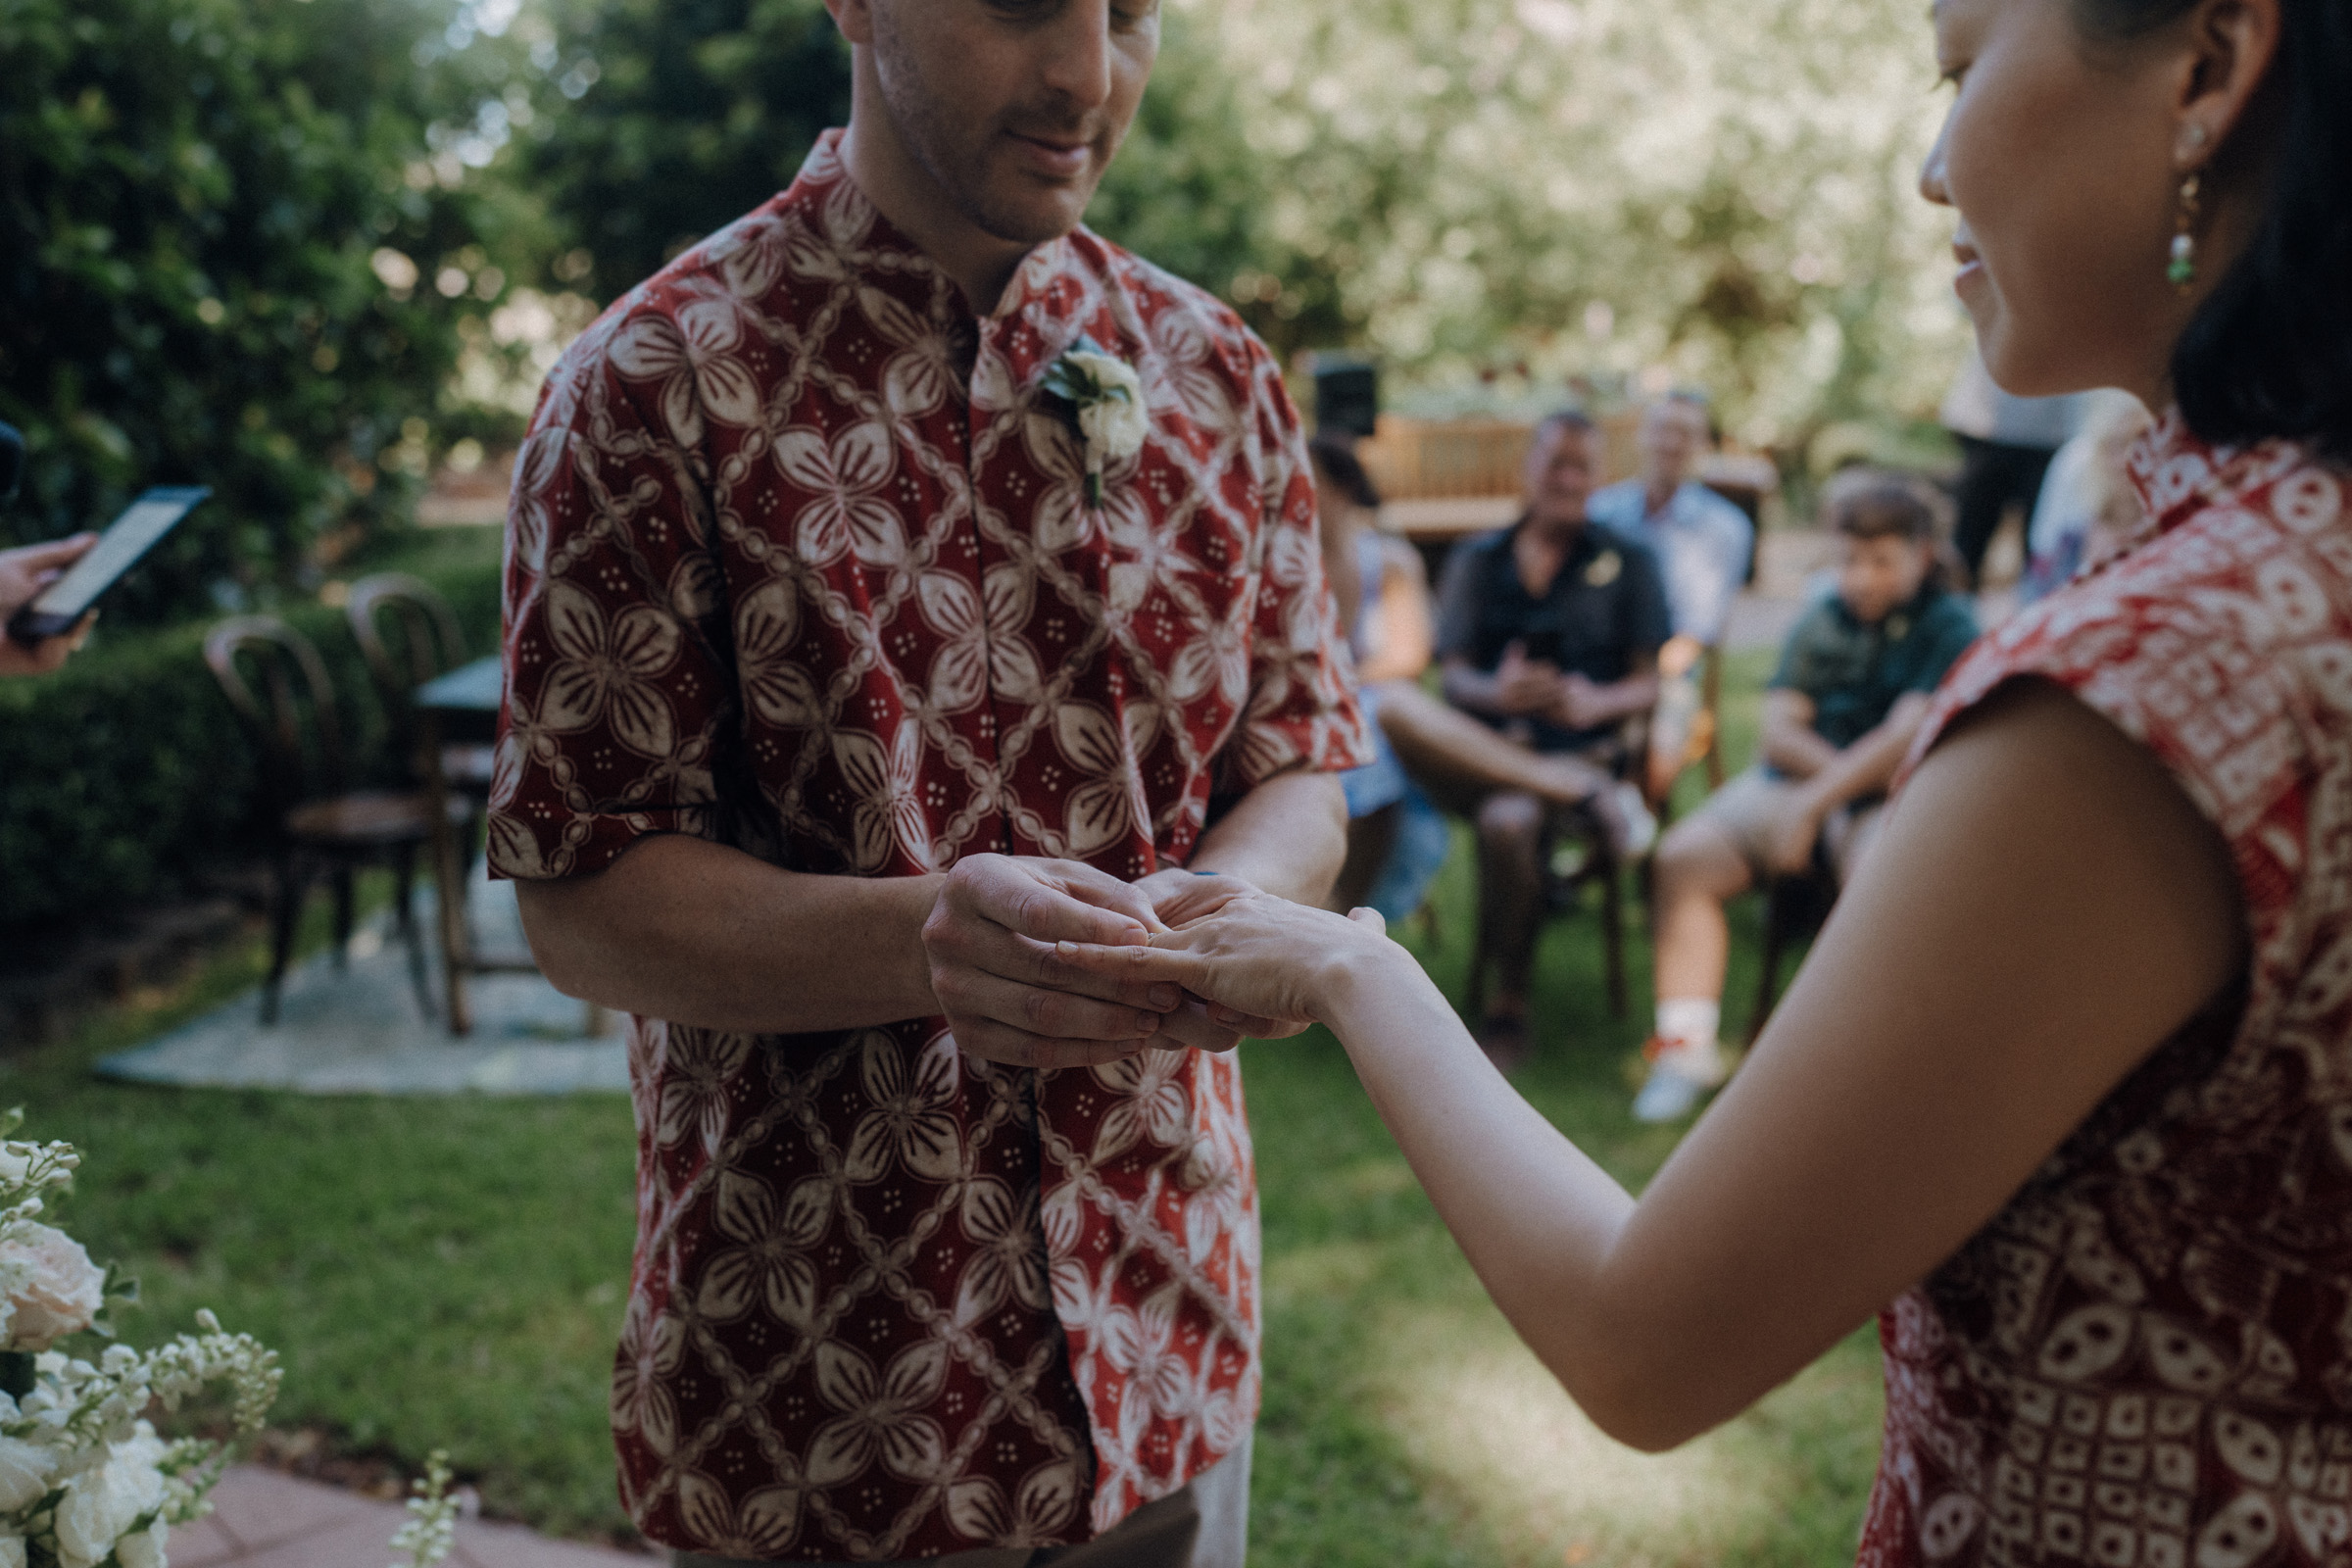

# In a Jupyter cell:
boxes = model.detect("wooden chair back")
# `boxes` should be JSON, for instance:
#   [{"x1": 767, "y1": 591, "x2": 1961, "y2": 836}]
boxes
[
  {"x1": 203, "y1": 615, "x2": 349, "y2": 826},
  {"x1": 348, "y1": 573, "x2": 466, "y2": 778}
]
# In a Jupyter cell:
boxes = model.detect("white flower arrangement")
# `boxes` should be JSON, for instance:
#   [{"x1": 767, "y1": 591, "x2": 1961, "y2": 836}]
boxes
[
  {"x1": 386, "y1": 1450, "x2": 459, "y2": 1568},
  {"x1": 0, "y1": 1109, "x2": 279, "y2": 1568},
  {"x1": 1043, "y1": 337, "x2": 1148, "y2": 507}
]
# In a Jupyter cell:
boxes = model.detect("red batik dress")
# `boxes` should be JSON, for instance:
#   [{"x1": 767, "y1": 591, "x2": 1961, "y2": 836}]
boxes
[
  {"x1": 1861, "y1": 414, "x2": 2352, "y2": 1566},
  {"x1": 487, "y1": 130, "x2": 1369, "y2": 1561}
]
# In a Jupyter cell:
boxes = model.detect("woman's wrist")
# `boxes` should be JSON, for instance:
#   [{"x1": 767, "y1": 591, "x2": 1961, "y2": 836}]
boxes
[{"x1": 1318, "y1": 933, "x2": 1442, "y2": 1036}]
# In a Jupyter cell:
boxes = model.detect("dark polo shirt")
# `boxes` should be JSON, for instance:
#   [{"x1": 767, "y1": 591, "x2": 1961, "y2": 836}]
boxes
[
  {"x1": 1770, "y1": 581, "x2": 1980, "y2": 753},
  {"x1": 1435, "y1": 516, "x2": 1672, "y2": 753}
]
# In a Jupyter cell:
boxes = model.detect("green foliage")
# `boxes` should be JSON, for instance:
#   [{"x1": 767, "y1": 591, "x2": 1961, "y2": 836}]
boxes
[
  {"x1": 0, "y1": 531, "x2": 501, "y2": 940},
  {"x1": 0, "y1": 0, "x2": 533, "y2": 621},
  {"x1": 520, "y1": 0, "x2": 851, "y2": 304}
]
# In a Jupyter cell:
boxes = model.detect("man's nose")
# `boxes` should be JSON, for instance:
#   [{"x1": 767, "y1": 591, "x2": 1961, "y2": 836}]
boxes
[{"x1": 1039, "y1": 1, "x2": 1115, "y2": 112}]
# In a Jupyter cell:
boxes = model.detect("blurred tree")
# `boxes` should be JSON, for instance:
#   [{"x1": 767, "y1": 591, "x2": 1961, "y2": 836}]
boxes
[
  {"x1": 0, "y1": 0, "x2": 536, "y2": 622},
  {"x1": 521, "y1": 0, "x2": 852, "y2": 304}
]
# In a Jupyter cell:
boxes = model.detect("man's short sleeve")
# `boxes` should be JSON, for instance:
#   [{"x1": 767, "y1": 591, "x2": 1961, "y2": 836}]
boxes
[
  {"x1": 1769, "y1": 602, "x2": 1841, "y2": 696},
  {"x1": 1224, "y1": 348, "x2": 1372, "y2": 787},
  {"x1": 485, "y1": 307, "x2": 733, "y2": 881},
  {"x1": 1434, "y1": 533, "x2": 1494, "y2": 665},
  {"x1": 1905, "y1": 597, "x2": 1984, "y2": 694},
  {"x1": 1617, "y1": 531, "x2": 1673, "y2": 659}
]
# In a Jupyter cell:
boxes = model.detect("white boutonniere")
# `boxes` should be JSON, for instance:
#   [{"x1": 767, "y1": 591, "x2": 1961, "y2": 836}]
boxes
[{"x1": 1043, "y1": 335, "x2": 1148, "y2": 507}]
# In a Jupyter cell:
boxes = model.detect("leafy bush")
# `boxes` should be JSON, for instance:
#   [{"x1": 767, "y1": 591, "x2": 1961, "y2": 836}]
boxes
[
  {"x1": 521, "y1": 0, "x2": 851, "y2": 306},
  {"x1": 0, "y1": 537, "x2": 501, "y2": 941},
  {"x1": 0, "y1": 0, "x2": 530, "y2": 623}
]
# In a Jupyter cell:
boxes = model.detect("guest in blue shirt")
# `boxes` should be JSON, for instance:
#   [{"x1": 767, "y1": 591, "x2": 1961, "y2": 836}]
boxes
[{"x1": 1587, "y1": 390, "x2": 1756, "y2": 652}]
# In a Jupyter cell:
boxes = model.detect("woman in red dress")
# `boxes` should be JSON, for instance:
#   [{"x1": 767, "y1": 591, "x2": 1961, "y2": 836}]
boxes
[{"x1": 1058, "y1": 0, "x2": 2352, "y2": 1560}]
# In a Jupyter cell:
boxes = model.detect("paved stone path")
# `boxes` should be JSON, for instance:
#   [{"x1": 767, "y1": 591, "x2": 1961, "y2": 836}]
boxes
[
  {"x1": 170, "y1": 1467, "x2": 654, "y2": 1568},
  {"x1": 94, "y1": 870, "x2": 626, "y2": 1097}
]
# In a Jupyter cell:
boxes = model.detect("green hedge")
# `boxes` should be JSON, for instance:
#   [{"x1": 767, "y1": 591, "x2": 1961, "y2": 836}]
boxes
[{"x1": 0, "y1": 535, "x2": 502, "y2": 939}]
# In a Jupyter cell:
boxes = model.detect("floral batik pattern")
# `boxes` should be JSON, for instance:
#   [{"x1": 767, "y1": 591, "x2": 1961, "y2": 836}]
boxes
[
  {"x1": 489, "y1": 130, "x2": 1368, "y2": 1560},
  {"x1": 1860, "y1": 416, "x2": 2352, "y2": 1567}
]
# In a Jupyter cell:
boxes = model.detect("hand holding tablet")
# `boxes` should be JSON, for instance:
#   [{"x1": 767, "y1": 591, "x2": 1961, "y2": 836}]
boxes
[{"x1": 1, "y1": 487, "x2": 209, "y2": 676}]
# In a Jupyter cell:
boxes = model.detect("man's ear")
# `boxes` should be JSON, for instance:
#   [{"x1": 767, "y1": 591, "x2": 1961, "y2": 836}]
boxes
[
  {"x1": 822, "y1": 0, "x2": 875, "y2": 48},
  {"x1": 2175, "y1": 0, "x2": 2282, "y2": 164}
]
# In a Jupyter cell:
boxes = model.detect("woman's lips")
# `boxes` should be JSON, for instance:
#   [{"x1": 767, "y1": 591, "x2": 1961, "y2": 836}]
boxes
[{"x1": 1953, "y1": 243, "x2": 1985, "y2": 296}]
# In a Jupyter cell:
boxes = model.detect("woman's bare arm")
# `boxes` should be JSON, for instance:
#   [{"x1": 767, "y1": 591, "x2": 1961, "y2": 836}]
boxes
[{"x1": 1063, "y1": 679, "x2": 2243, "y2": 1448}]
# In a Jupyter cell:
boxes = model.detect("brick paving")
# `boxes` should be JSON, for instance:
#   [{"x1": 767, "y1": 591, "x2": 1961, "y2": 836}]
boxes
[{"x1": 168, "y1": 1467, "x2": 654, "y2": 1568}]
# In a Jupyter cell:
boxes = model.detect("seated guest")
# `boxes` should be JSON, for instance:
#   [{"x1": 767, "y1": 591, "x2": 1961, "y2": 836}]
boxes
[
  {"x1": 2018, "y1": 395, "x2": 2153, "y2": 607},
  {"x1": 1421, "y1": 410, "x2": 1670, "y2": 1064},
  {"x1": 1312, "y1": 436, "x2": 1452, "y2": 921},
  {"x1": 1633, "y1": 470, "x2": 1978, "y2": 1121},
  {"x1": 1588, "y1": 390, "x2": 1756, "y2": 798}
]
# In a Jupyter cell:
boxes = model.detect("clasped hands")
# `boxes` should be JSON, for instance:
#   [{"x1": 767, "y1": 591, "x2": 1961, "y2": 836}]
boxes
[
  {"x1": 1494, "y1": 640, "x2": 1615, "y2": 733},
  {"x1": 922, "y1": 854, "x2": 1308, "y2": 1069}
]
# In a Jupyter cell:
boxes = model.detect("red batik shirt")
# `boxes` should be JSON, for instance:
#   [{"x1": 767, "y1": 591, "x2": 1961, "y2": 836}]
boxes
[
  {"x1": 1861, "y1": 415, "x2": 2352, "y2": 1567},
  {"x1": 488, "y1": 131, "x2": 1368, "y2": 1560}
]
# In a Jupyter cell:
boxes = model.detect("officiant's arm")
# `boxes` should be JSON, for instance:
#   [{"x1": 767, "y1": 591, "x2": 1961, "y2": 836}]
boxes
[{"x1": 514, "y1": 837, "x2": 1177, "y2": 1060}]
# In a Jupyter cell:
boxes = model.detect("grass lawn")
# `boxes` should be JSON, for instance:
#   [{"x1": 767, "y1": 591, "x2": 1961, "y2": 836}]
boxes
[{"x1": 2, "y1": 648, "x2": 1881, "y2": 1560}]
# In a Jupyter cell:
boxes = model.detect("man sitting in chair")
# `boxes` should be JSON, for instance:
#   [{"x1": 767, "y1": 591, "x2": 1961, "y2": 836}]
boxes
[
  {"x1": 1633, "y1": 470, "x2": 1979, "y2": 1122},
  {"x1": 1413, "y1": 410, "x2": 1671, "y2": 1067},
  {"x1": 1587, "y1": 389, "x2": 1755, "y2": 798}
]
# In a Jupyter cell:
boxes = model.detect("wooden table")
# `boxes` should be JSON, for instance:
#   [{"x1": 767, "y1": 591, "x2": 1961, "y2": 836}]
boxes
[{"x1": 414, "y1": 656, "x2": 547, "y2": 1035}]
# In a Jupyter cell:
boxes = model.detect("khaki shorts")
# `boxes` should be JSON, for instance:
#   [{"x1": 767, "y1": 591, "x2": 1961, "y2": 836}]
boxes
[{"x1": 1693, "y1": 767, "x2": 1884, "y2": 885}]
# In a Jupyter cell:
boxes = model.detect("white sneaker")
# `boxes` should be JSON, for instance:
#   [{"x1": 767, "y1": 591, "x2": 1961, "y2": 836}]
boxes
[{"x1": 1632, "y1": 1041, "x2": 1728, "y2": 1123}]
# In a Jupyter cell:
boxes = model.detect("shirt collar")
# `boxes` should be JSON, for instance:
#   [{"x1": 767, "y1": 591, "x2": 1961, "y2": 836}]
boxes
[
  {"x1": 787, "y1": 129, "x2": 1079, "y2": 324},
  {"x1": 2125, "y1": 406, "x2": 2311, "y2": 536}
]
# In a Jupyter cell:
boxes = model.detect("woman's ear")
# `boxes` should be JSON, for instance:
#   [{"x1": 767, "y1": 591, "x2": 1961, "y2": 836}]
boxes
[{"x1": 2176, "y1": 0, "x2": 2283, "y2": 165}]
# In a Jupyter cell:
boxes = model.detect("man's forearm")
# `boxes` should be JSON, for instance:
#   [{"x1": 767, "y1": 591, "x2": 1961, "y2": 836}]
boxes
[
  {"x1": 1803, "y1": 700, "x2": 1933, "y2": 816},
  {"x1": 1590, "y1": 673, "x2": 1661, "y2": 726},
  {"x1": 1186, "y1": 768, "x2": 1348, "y2": 906},
  {"x1": 515, "y1": 834, "x2": 942, "y2": 1033}
]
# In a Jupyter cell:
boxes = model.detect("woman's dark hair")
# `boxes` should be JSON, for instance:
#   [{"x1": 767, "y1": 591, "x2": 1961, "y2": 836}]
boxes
[
  {"x1": 1306, "y1": 434, "x2": 1383, "y2": 510},
  {"x1": 2075, "y1": 0, "x2": 2352, "y2": 460}
]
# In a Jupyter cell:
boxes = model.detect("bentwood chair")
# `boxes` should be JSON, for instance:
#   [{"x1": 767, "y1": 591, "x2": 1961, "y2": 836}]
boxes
[
  {"x1": 1462, "y1": 710, "x2": 1647, "y2": 1023},
  {"x1": 347, "y1": 573, "x2": 491, "y2": 795},
  {"x1": 204, "y1": 615, "x2": 458, "y2": 1024}
]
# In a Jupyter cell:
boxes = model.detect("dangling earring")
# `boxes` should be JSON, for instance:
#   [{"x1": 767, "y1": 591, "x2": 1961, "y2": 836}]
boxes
[
  {"x1": 2168, "y1": 172, "x2": 2203, "y2": 291},
  {"x1": 2169, "y1": 124, "x2": 2209, "y2": 293}
]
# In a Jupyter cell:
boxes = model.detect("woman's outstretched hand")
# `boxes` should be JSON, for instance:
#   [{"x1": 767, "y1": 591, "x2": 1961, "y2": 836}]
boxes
[{"x1": 1056, "y1": 890, "x2": 1396, "y2": 1039}]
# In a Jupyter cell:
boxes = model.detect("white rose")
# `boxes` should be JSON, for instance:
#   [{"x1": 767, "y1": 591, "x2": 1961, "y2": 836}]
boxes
[
  {"x1": 53, "y1": 1431, "x2": 165, "y2": 1568},
  {"x1": 0, "y1": 1532, "x2": 24, "y2": 1568},
  {"x1": 1077, "y1": 391, "x2": 1150, "y2": 466},
  {"x1": 0, "y1": 1436, "x2": 55, "y2": 1512},
  {"x1": 0, "y1": 1225, "x2": 104, "y2": 1351},
  {"x1": 116, "y1": 1525, "x2": 168, "y2": 1568}
]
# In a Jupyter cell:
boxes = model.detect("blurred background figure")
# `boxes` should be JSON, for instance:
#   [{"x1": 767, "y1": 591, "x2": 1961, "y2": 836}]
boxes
[
  {"x1": 0, "y1": 420, "x2": 96, "y2": 678},
  {"x1": 1416, "y1": 411, "x2": 1670, "y2": 1063},
  {"x1": 1588, "y1": 389, "x2": 1754, "y2": 799},
  {"x1": 1313, "y1": 435, "x2": 1453, "y2": 922},
  {"x1": 2018, "y1": 396, "x2": 2155, "y2": 608},
  {"x1": 1938, "y1": 348, "x2": 2092, "y2": 591},
  {"x1": 1633, "y1": 470, "x2": 1977, "y2": 1122}
]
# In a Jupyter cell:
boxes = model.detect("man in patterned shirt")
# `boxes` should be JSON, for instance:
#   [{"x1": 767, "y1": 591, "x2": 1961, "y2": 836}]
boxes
[{"x1": 487, "y1": 2, "x2": 1369, "y2": 1564}]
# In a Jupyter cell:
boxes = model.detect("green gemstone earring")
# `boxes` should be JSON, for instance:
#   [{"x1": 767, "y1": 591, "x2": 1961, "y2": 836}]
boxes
[{"x1": 2168, "y1": 172, "x2": 2203, "y2": 291}]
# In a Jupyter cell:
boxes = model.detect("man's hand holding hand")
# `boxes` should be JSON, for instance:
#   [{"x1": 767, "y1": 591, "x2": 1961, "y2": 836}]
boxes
[{"x1": 924, "y1": 855, "x2": 1184, "y2": 1070}]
